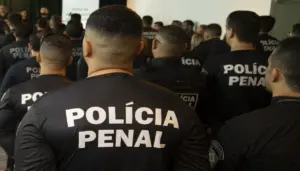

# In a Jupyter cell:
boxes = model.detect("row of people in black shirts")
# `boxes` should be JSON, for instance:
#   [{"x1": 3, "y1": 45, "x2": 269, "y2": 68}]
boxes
[{"x1": 0, "y1": 5, "x2": 300, "y2": 171}]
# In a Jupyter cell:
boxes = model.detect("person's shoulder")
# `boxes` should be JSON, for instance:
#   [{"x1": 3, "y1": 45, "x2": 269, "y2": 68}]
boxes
[{"x1": 222, "y1": 106, "x2": 272, "y2": 135}]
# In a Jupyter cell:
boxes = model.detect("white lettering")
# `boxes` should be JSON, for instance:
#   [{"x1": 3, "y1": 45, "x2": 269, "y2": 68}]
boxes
[
  {"x1": 66, "y1": 108, "x2": 85, "y2": 127},
  {"x1": 86, "y1": 107, "x2": 106, "y2": 125},
  {"x1": 98, "y1": 130, "x2": 114, "y2": 147},
  {"x1": 135, "y1": 107, "x2": 153, "y2": 125},
  {"x1": 78, "y1": 131, "x2": 96, "y2": 148},
  {"x1": 134, "y1": 130, "x2": 152, "y2": 148},
  {"x1": 163, "y1": 110, "x2": 179, "y2": 129}
]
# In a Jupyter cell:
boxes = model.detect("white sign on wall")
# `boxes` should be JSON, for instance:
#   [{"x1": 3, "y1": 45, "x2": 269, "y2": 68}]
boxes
[{"x1": 62, "y1": 0, "x2": 100, "y2": 28}]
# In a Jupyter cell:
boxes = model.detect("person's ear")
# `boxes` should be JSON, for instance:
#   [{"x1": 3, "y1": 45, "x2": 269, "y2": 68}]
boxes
[
  {"x1": 227, "y1": 28, "x2": 234, "y2": 39},
  {"x1": 28, "y1": 43, "x2": 32, "y2": 50},
  {"x1": 152, "y1": 39, "x2": 158, "y2": 50},
  {"x1": 83, "y1": 38, "x2": 92, "y2": 58},
  {"x1": 36, "y1": 52, "x2": 41, "y2": 63},
  {"x1": 271, "y1": 68, "x2": 281, "y2": 83},
  {"x1": 136, "y1": 40, "x2": 144, "y2": 55}
]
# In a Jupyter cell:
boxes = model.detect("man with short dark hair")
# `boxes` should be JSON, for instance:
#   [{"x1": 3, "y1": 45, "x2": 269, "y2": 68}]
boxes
[
  {"x1": 193, "y1": 23, "x2": 229, "y2": 64},
  {"x1": 1, "y1": 13, "x2": 23, "y2": 47},
  {"x1": 71, "y1": 13, "x2": 82, "y2": 23},
  {"x1": 257, "y1": 16, "x2": 279, "y2": 57},
  {"x1": 36, "y1": 18, "x2": 50, "y2": 32},
  {"x1": 214, "y1": 37, "x2": 300, "y2": 171},
  {"x1": 15, "y1": 6, "x2": 210, "y2": 171},
  {"x1": 142, "y1": 15, "x2": 156, "y2": 57},
  {"x1": 0, "y1": 25, "x2": 31, "y2": 79},
  {"x1": 65, "y1": 21, "x2": 83, "y2": 81},
  {"x1": 0, "y1": 34, "x2": 72, "y2": 171},
  {"x1": 183, "y1": 20, "x2": 195, "y2": 38},
  {"x1": 204, "y1": 11, "x2": 271, "y2": 130},
  {"x1": 290, "y1": 23, "x2": 300, "y2": 37},
  {"x1": 134, "y1": 25, "x2": 209, "y2": 123},
  {"x1": 154, "y1": 21, "x2": 163, "y2": 31}
]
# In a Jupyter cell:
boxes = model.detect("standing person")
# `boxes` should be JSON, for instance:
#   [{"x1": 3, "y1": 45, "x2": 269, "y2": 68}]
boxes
[
  {"x1": 65, "y1": 21, "x2": 83, "y2": 81},
  {"x1": 134, "y1": 25, "x2": 209, "y2": 124},
  {"x1": 1, "y1": 13, "x2": 23, "y2": 48},
  {"x1": 193, "y1": 23, "x2": 230, "y2": 64},
  {"x1": 183, "y1": 20, "x2": 195, "y2": 50},
  {"x1": 191, "y1": 25, "x2": 207, "y2": 50},
  {"x1": 19, "y1": 9, "x2": 29, "y2": 24},
  {"x1": 204, "y1": 11, "x2": 271, "y2": 130},
  {"x1": 214, "y1": 37, "x2": 300, "y2": 171},
  {"x1": 142, "y1": 15, "x2": 157, "y2": 57},
  {"x1": 0, "y1": 25, "x2": 31, "y2": 79},
  {"x1": 257, "y1": 16, "x2": 279, "y2": 57},
  {"x1": 15, "y1": 6, "x2": 210, "y2": 171},
  {"x1": 0, "y1": 34, "x2": 72, "y2": 171}
]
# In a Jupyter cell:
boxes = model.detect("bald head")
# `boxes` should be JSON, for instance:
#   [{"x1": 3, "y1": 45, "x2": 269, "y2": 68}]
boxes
[
  {"x1": 84, "y1": 5, "x2": 143, "y2": 68},
  {"x1": 153, "y1": 25, "x2": 188, "y2": 57},
  {"x1": 40, "y1": 34, "x2": 72, "y2": 70}
]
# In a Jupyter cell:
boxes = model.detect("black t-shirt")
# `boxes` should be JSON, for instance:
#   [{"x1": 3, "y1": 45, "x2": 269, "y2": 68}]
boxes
[
  {"x1": 0, "y1": 31, "x2": 16, "y2": 48},
  {"x1": 214, "y1": 97, "x2": 300, "y2": 171},
  {"x1": 0, "y1": 57, "x2": 40, "y2": 96},
  {"x1": 67, "y1": 39, "x2": 83, "y2": 81},
  {"x1": 258, "y1": 33, "x2": 280, "y2": 57},
  {"x1": 15, "y1": 73, "x2": 210, "y2": 171},
  {"x1": 203, "y1": 50, "x2": 271, "y2": 124},
  {"x1": 134, "y1": 56, "x2": 209, "y2": 123},
  {"x1": 192, "y1": 38, "x2": 230, "y2": 64},
  {"x1": 0, "y1": 75, "x2": 71, "y2": 157},
  {"x1": 0, "y1": 39, "x2": 31, "y2": 76}
]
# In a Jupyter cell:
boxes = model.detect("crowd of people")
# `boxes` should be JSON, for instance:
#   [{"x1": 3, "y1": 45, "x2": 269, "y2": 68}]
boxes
[{"x1": 0, "y1": 3, "x2": 297, "y2": 171}]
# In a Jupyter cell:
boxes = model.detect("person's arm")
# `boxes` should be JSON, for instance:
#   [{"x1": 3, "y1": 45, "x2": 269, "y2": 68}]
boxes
[
  {"x1": 175, "y1": 109, "x2": 211, "y2": 171},
  {"x1": 15, "y1": 107, "x2": 56, "y2": 171},
  {"x1": 0, "y1": 89, "x2": 17, "y2": 156}
]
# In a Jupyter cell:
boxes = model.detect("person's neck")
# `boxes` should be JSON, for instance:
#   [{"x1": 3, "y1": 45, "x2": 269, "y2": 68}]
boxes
[
  {"x1": 40, "y1": 67, "x2": 66, "y2": 77},
  {"x1": 231, "y1": 41, "x2": 255, "y2": 51},
  {"x1": 88, "y1": 68, "x2": 132, "y2": 78}
]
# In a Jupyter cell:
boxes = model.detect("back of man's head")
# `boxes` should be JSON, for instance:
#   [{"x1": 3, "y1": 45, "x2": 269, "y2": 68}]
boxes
[
  {"x1": 7, "y1": 13, "x2": 22, "y2": 27},
  {"x1": 172, "y1": 20, "x2": 182, "y2": 28},
  {"x1": 71, "y1": 13, "x2": 82, "y2": 23},
  {"x1": 204, "y1": 23, "x2": 222, "y2": 40},
  {"x1": 50, "y1": 15, "x2": 61, "y2": 26},
  {"x1": 14, "y1": 25, "x2": 31, "y2": 40},
  {"x1": 227, "y1": 11, "x2": 260, "y2": 43},
  {"x1": 36, "y1": 18, "x2": 49, "y2": 30},
  {"x1": 154, "y1": 25, "x2": 188, "y2": 56},
  {"x1": 143, "y1": 15, "x2": 153, "y2": 27},
  {"x1": 39, "y1": 34, "x2": 72, "y2": 70},
  {"x1": 292, "y1": 23, "x2": 300, "y2": 37},
  {"x1": 184, "y1": 20, "x2": 194, "y2": 27},
  {"x1": 269, "y1": 37, "x2": 300, "y2": 92},
  {"x1": 66, "y1": 21, "x2": 82, "y2": 38},
  {"x1": 84, "y1": 5, "x2": 142, "y2": 68},
  {"x1": 260, "y1": 16, "x2": 276, "y2": 33}
]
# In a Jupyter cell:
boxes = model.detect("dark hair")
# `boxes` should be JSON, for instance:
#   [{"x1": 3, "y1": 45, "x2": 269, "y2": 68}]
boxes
[
  {"x1": 50, "y1": 15, "x2": 61, "y2": 25},
  {"x1": 172, "y1": 20, "x2": 182, "y2": 27},
  {"x1": 206, "y1": 23, "x2": 222, "y2": 37},
  {"x1": 14, "y1": 25, "x2": 31, "y2": 39},
  {"x1": 292, "y1": 23, "x2": 300, "y2": 37},
  {"x1": 36, "y1": 18, "x2": 49, "y2": 29},
  {"x1": 40, "y1": 34, "x2": 72, "y2": 69},
  {"x1": 30, "y1": 30, "x2": 52, "y2": 51},
  {"x1": 227, "y1": 11, "x2": 260, "y2": 43},
  {"x1": 260, "y1": 16, "x2": 276, "y2": 33},
  {"x1": 66, "y1": 21, "x2": 82, "y2": 38},
  {"x1": 271, "y1": 37, "x2": 300, "y2": 92},
  {"x1": 154, "y1": 21, "x2": 164, "y2": 27},
  {"x1": 184, "y1": 20, "x2": 194, "y2": 27},
  {"x1": 53, "y1": 23, "x2": 66, "y2": 34},
  {"x1": 86, "y1": 5, "x2": 142, "y2": 38},
  {"x1": 70, "y1": 13, "x2": 82, "y2": 22},
  {"x1": 7, "y1": 13, "x2": 22, "y2": 27},
  {"x1": 142, "y1": 15, "x2": 153, "y2": 26},
  {"x1": 158, "y1": 25, "x2": 188, "y2": 43}
]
